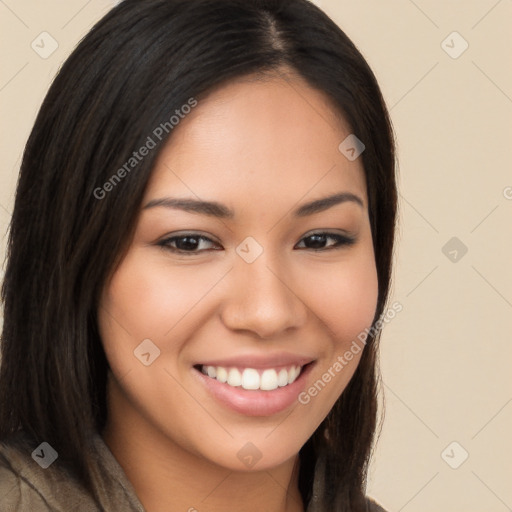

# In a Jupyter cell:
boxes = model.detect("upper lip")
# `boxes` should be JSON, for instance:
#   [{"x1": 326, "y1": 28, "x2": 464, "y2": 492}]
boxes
[{"x1": 195, "y1": 352, "x2": 315, "y2": 369}]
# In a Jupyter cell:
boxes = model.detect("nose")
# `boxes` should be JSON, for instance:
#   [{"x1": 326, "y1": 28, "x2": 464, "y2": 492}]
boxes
[{"x1": 220, "y1": 251, "x2": 308, "y2": 339}]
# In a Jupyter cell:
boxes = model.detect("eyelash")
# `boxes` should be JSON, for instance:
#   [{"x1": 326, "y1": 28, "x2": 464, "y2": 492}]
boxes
[{"x1": 157, "y1": 231, "x2": 356, "y2": 255}]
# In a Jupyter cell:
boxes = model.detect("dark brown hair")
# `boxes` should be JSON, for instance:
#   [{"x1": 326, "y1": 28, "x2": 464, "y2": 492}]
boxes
[{"x1": 0, "y1": 0, "x2": 397, "y2": 510}]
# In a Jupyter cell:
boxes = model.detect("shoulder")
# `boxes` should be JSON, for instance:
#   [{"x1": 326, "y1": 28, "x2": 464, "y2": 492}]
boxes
[
  {"x1": 0, "y1": 430, "x2": 101, "y2": 511},
  {"x1": 0, "y1": 430, "x2": 145, "y2": 512},
  {"x1": 0, "y1": 461, "x2": 56, "y2": 512},
  {"x1": 0, "y1": 454, "x2": 22, "y2": 510},
  {"x1": 0, "y1": 432, "x2": 62, "y2": 511}
]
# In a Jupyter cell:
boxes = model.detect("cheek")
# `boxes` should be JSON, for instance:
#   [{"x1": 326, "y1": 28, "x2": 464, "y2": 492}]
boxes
[
  {"x1": 304, "y1": 250, "x2": 379, "y2": 348},
  {"x1": 98, "y1": 249, "x2": 225, "y2": 347},
  {"x1": 96, "y1": 252, "x2": 219, "y2": 444},
  {"x1": 294, "y1": 248, "x2": 378, "y2": 421}
]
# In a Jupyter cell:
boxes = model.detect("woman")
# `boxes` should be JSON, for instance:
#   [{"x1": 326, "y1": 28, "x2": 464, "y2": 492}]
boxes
[{"x1": 0, "y1": 0, "x2": 397, "y2": 510}]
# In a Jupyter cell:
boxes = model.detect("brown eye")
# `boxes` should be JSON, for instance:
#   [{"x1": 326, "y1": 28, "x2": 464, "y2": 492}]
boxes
[
  {"x1": 295, "y1": 232, "x2": 356, "y2": 251},
  {"x1": 157, "y1": 231, "x2": 355, "y2": 256},
  {"x1": 158, "y1": 234, "x2": 219, "y2": 253}
]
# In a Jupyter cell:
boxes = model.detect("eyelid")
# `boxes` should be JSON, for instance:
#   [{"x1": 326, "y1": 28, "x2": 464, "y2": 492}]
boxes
[{"x1": 301, "y1": 228, "x2": 355, "y2": 239}]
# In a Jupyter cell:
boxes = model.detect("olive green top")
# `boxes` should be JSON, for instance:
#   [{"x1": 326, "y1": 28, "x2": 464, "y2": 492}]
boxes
[{"x1": 0, "y1": 431, "x2": 387, "y2": 511}]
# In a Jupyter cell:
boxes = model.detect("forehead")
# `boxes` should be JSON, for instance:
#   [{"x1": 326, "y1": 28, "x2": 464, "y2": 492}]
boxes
[{"x1": 144, "y1": 73, "x2": 367, "y2": 211}]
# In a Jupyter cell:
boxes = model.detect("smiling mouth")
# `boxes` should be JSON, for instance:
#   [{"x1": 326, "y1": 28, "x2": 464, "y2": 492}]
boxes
[{"x1": 193, "y1": 363, "x2": 311, "y2": 391}]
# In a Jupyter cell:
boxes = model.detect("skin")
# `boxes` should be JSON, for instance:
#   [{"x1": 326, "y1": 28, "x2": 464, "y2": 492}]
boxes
[{"x1": 98, "y1": 68, "x2": 379, "y2": 512}]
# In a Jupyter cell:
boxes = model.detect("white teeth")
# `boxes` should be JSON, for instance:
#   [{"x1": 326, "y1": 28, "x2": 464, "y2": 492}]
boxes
[
  {"x1": 241, "y1": 369, "x2": 260, "y2": 390},
  {"x1": 200, "y1": 364, "x2": 302, "y2": 391},
  {"x1": 216, "y1": 367, "x2": 228, "y2": 383},
  {"x1": 288, "y1": 366, "x2": 300, "y2": 384},
  {"x1": 227, "y1": 368, "x2": 242, "y2": 387},
  {"x1": 277, "y1": 368, "x2": 289, "y2": 387},
  {"x1": 260, "y1": 369, "x2": 279, "y2": 391}
]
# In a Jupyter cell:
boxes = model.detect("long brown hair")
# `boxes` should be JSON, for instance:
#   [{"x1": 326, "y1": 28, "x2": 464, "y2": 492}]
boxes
[{"x1": 0, "y1": 1, "x2": 397, "y2": 509}]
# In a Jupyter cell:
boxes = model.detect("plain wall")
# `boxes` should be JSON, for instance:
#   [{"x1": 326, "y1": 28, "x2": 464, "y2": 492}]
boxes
[{"x1": 1, "y1": 1, "x2": 511, "y2": 510}]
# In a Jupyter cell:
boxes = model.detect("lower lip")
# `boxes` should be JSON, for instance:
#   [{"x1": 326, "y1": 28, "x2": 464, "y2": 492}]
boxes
[{"x1": 192, "y1": 363, "x2": 315, "y2": 416}]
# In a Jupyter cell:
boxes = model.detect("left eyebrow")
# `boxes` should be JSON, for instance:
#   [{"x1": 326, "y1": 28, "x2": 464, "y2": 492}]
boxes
[
  {"x1": 293, "y1": 192, "x2": 364, "y2": 217},
  {"x1": 142, "y1": 192, "x2": 364, "y2": 219}
]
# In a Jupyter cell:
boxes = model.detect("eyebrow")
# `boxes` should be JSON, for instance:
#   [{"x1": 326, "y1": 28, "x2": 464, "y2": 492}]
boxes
[{"x1": 143, "y1": 192, "x2": 364, "y2": 219}]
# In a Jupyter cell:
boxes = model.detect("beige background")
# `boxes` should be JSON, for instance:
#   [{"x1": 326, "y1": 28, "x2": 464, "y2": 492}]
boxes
[{"x1": 1, "y1": 1, "x2": 511, "y2": 510}]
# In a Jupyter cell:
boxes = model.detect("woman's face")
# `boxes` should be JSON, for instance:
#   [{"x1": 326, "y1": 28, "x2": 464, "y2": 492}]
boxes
[{"x1": 98, "y1": 72, "x2": 378, "y2": 472}]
